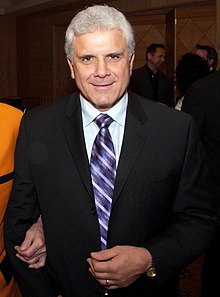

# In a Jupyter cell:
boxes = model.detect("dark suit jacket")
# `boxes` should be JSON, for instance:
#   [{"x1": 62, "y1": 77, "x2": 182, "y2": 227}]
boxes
[
  {"x1": 182, "y1": 71, "x2": 220, "y2": 215},
  {"x1": 4, "y1": 91, "x2": 216, "y2": 297},
  {"x1": 129, "y1": 65, "x2": 174, "y2": 107}
]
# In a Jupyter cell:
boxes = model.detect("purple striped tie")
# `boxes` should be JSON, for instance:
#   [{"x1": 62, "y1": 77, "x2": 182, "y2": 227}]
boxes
[{"x1": 90, "y1": 114, "x2": 116, "y2": 250}]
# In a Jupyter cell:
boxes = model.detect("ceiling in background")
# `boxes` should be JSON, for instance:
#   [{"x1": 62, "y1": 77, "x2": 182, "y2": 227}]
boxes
[
  {"x1": 0, "y1": 0, "x2": 81, "y2": 15},
  {"x1": 0, "y1": 0, "x2": 215, "y2": 16}
]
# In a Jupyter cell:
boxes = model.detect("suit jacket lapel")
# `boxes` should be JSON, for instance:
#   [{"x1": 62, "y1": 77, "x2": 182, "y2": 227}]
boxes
[
  {"x1": 62, "y1": 94, "x2": 94, "y2": 199},
  {"x1": 61, "y1": 92, "x2": 149, "y2": 205},
  {"x1": 113, "y1": 93, "x2": 149, "y2": 204}
]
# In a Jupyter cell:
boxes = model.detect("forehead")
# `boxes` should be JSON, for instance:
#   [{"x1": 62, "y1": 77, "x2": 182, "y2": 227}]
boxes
[
  {"x1": 73, "y1": 29, "x2": 127, "y2": 54},
  {"x1": 195, "y1": 49, "x2": 208, "y2": 58},
  {"x1": 154, "y1": 47, "x2": 165, "y2": 56}
]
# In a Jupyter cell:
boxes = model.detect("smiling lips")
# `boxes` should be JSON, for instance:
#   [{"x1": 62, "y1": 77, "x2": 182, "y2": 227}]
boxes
[{"x1": 91, "y1": 81, "x2": 115, "y2": 88}]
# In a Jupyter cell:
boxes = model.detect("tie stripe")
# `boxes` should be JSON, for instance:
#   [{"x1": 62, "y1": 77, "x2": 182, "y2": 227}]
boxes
[{"x1": 90, "y1": 114, "x2": 116, "y2": 249}]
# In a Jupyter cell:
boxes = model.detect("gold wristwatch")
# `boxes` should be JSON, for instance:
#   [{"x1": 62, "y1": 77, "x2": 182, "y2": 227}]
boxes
[{"x1": 146, "y1": 259, "x2": 156, "y2": 278}]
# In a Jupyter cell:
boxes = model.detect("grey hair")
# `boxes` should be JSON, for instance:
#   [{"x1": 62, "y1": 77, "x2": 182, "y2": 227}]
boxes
[{"x1": 65, "y1": 5, "x2": 135, "y2": 61}]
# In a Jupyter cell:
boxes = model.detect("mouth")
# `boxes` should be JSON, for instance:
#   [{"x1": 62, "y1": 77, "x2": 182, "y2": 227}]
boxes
[
  {"x1": 92, "y1": 82, "x2": 114, "y2": 87},
  {"x1": 91, "y1": 82, "x2": 115, "y2": 91}
]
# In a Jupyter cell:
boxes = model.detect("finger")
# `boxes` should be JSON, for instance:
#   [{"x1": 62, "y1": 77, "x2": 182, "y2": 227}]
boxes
[
  {"x1": 29, "y1": 255, "x2": 46, "y2": 269},
  {"x1": 16, "y1": 245, "x2": 46, "y2": 258},
  {"x1": 87, "y1": 257, "x2": 96, "y2": 272},
  {"x1": 16, "y1": 253, "x2": 39, "y2": 264},
  {"x1": 15, "y1": 244, "x2": 38, "y2": 256},
  {"x1": 19, "y1": 231, "x2": 34, "y2": 250},
  {"x1": 95, "y1": 277, "x2": 116, "y2": 289},
  {"x1": 16, "y1": 248, "x2": 46, "y2": 261},
  {"x1": 16, "y1": 254, "x2": 30, "y2": 263},
  {"x1": 25, "y1": 246, "x2": 46, "y2": 257},
  {"x1": 92, "y1": 258, "x2": 113, "y2": 274},
  {"x1": 16, "y1": 252, "x2": 46, "y2": 268},
  {"x1": 15, "y1": 246, "x2": 35, "y2": 257},
  {"x1": 88, "y1": 263, "x2": 111, "y2": 281},
  {"x1": 90, "y1": 248, "x2": 114, "y2": 261},
  {"x1": 88, "y1": 267, "x2": 96, "y2": 278},
  {"x1": 87, "y1": 258, "x2": 112, "y2": 282},
  {"x1": 105, "y1": 279, "x2": 109, "y2": 287}
]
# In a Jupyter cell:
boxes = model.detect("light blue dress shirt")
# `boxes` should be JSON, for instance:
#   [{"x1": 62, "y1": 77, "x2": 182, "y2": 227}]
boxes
[{"x1": 80, "y1": 93, "x2": 128, "y2": 167}]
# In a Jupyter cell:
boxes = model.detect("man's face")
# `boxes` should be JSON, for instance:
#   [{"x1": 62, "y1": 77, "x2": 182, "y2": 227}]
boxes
[
  {"x1": 147, "y1": 47, "x2": 165, "y2": 71},
  {"x1": 195, "y1": 49, "x2": 208, "y2": 60},
  {"x1": 195, "y1": 48, "x2": 214, "y2": 68},
  {"x1": 68, "y1": 29, "x2": 134, "y2": 111}
]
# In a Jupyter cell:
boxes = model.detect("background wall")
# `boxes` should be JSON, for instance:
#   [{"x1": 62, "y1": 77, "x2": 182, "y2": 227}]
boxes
[
  {"x1": 0, "y1": 16, "x2": 17, "y2": 97},
  {"x1": 176, "y1": 5, "x2": 216, "y2": 65},
  {"x1": 0, "y1": 1, "x2": 217, "y2": 108}
]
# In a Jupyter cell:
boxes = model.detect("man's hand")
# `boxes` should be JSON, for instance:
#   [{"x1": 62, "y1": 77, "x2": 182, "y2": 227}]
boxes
[
  {"x1": 87, "y1": 245, "x2": 152, "y2": 289},
  {"x1": 15, "y1": 216, "x2": 47, "y2": 269}
]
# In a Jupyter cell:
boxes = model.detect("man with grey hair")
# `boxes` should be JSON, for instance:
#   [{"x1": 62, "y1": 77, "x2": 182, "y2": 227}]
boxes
[{"x1": 5, "y1": 4, "x2": 217, "y2": 297}]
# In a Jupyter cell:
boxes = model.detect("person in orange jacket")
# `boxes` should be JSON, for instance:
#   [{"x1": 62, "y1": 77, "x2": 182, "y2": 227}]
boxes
[{"x1": 0, "y1": 102, "x2": 46, "y2": 297}]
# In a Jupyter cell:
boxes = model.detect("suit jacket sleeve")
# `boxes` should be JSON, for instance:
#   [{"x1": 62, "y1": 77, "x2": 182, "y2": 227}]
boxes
[
  {"x1": 143, "y1": 116, "x2": 217, "y2": 284},
  {"x1": 4, "y1": 117, "x2": 58, "y2": 297}
]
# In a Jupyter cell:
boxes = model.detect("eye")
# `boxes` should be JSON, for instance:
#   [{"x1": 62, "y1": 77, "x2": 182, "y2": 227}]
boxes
[
  {"x1": 80, "y1": 55, "x2": 95, "y2": 64},
  {"x1": 107, "y1": 53, "x2": 122, "y2": 62},
  {"x1": 110, "y1": 54, "x2": 119, "y2": 59}
]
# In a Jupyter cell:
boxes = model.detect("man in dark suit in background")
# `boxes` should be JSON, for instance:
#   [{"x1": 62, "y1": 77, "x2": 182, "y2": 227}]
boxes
[
  {"x1": 195, "y1": 44, "x2": 218, "y2": 73},
  {"x1": 182, "y1": 70, "x2": 220, "y2": 297},
  {"x1": 129, "y1": 43, "x2": 174, "y2": 107},
  {"x1": 4, "y1": 5, "x2": 217, "y2": 297}
]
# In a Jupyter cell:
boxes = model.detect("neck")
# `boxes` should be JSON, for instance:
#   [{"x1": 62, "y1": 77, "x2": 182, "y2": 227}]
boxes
[{"x1": 146, "y1": 61, "x2": 157, "y2": 74}]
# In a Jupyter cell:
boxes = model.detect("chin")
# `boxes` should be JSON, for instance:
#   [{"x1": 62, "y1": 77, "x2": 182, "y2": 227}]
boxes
[{"x1": 93, "y1": 100, "x2": 115, "y2": 111}]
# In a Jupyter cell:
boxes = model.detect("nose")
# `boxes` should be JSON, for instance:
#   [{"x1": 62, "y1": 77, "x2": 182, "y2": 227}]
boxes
[{"x1": 94, "y1": 59, "x2": 110, "y2": 77}]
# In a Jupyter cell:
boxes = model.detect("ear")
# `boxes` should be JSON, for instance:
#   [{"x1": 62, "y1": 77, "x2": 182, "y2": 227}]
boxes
[
  {"x1": 147, "y1": 52, "x2": 152, "y2": 60},
  {"x1": 67, "y1": 58, "x2": 75, "y2": 79},
  {"x1": 129, "y1": 53, "x2": 135, "y2": 76},
  {"x1": 208, "y1": 58, "x2": 214, "y2": 67}
]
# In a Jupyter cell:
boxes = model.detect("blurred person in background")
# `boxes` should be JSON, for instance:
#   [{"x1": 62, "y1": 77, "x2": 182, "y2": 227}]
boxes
[
  {"x1": 129, "y1": 43, "x2": 174, "y2": 107},
  {"x1": 175, "y1": 52, "x2": 210, "y2": 110},
  {"x1": 182, "y1": 69, "x2": 220, "y2": 297},
  {"x1": 0, "y1": 102, "x2": 46, "y2": 297},
  {"x1": 195, "y1": 44, "x2": 218, "y2": 73}
]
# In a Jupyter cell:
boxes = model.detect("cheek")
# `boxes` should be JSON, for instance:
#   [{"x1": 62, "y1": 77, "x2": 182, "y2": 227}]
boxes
[
  {"x1": 73, "y1": 68, "x2": 88, "y2": 84},
  {"x1": 76, "y1": 65, "x2": 94, "y2": 79},
  {"x1": 122, "y1": 64, "x2": 133, "y2": 80}
]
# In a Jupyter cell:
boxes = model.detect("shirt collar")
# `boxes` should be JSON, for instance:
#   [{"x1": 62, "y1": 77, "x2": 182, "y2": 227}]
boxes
[
  {"x1": 80, "y1": 93, "x2": 128, "y2": 128},
  {"x1": 146, "y1": 64, "x2": 159, "y2": 77}
]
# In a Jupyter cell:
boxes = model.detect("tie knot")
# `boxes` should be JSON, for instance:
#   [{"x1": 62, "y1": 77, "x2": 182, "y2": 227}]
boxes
[{"x1": 95, "y1": 114, "x2": 114, "y2": 129}]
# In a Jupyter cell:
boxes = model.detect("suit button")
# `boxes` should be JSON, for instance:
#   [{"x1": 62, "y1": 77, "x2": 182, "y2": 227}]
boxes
[{"x1": 92, "y1": 208, "x2": 96, "y2": 215}]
